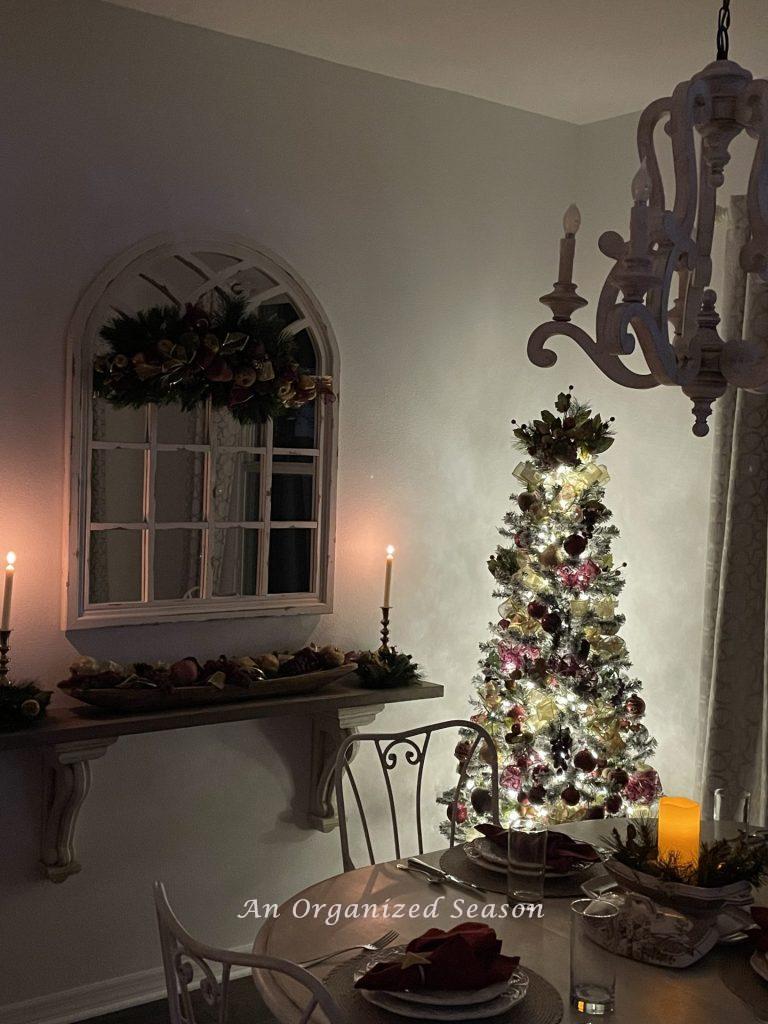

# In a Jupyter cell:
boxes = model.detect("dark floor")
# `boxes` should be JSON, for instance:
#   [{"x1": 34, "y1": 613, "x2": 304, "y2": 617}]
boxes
[{"x1": 78, "y1": 977, "x2": 276, "y2": 1024}]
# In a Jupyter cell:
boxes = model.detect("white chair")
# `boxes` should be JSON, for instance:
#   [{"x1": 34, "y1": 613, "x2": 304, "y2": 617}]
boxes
[
  {"x1": 154, "y1": 881, "x2": 344, "y2": 1024},
  {"x1": 332, "y1": 719, "x2": 499, "y2": 871}
]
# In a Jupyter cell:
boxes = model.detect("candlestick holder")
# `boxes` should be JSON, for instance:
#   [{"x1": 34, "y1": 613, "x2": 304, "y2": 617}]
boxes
[
  {"x1": 0, "y1": 629, "x2": 10, "y2": 684},
  {"x1": 379, "y1": 607, "x2": 391, "y2": 652}
]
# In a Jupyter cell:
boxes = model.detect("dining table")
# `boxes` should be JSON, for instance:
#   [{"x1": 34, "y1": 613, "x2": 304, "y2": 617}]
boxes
[{"x1": 252, "y1": 818, "x2": 768, "y2": 1023}]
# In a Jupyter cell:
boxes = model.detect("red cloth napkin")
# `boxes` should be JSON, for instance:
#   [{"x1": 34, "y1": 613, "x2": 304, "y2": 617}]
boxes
[
  {"x1": 475, "y1": 824, "x2": 599, "y2": 873},
  {"x1": 750, "y1": 907, "x2": 768, "y2": 952},
  {"x1": 354, "y1": 923, "x2": 519, "y2": 992}
]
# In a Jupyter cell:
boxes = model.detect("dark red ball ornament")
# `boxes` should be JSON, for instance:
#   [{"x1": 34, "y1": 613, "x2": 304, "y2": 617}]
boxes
[
  {"x1": 527, "y1": 600, "x2": 548, "y2": 619},
  {"x1": 564, "y1": 534, "x2": 588, "y2": 557},
  {"x1": 561, "y1": 784, "x2": 581, "y2": 806},
  {"x1": 446, "y1": 801, "x2": 468, "y2": 824},
  {"x1": 454, "y1": 740, "x2": 472, "y2": 762},
  {"x1": 625, "y1": 695, "x2": 646, "y2": 717},
  {"x1": 573, "y1": 749, "x2": 597, "y2": 772},
  {"x1": 542, "y1": 611, "x2": 562, "y2": 634},
  {"x1": 471, "y1": 788, "x2": 494, "y2": 815},
  {"x1": 605, "y1": 793, "x2": 623, "y2": 814}
]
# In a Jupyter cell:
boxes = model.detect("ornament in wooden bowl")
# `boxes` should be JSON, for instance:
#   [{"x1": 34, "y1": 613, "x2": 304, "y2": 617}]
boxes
[{"x1": 59, "y1": 647, "x2": 357, "y2": 712}]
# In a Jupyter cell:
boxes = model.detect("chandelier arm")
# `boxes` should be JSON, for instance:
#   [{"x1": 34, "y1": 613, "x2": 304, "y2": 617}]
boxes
[
  {"x1": 595, "y1": 273, "x2": 627, "y2": 354},
  {"x1": 739, "y1": 80, "x2": 768, "y2": 279},
  {"x1": 637, "y1": 97, "x2": 671, "y2": 215},
  {"x1": 607, "y1": 303, "x2": 701, "y2": 387},
  {"x1": 679, "y1": 165, "x2": 718, "y2": 344},
  {"x1": 527, "y1": 321, "x2": 659, "y2": 389},
  {"x1": 668, "y1": 78, "x2": 711, "y2": 242}
]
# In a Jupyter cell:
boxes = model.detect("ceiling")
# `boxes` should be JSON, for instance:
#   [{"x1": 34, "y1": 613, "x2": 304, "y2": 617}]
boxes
[{"x1": 103, "y1": 0, "x2": 768, "y2": 124}]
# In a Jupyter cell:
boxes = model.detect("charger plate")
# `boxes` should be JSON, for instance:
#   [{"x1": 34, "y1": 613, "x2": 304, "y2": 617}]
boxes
[
  {"x1": 440, "y1": 845, "x2": 600, "y2": 899},
  {"x1": 467, "y1": 838, "x2": 574, "y2": 879},
  {"x1": 327, "y1": 953, "x2": 563, "y2": 1024},
  {"x1": 353, "y1": 947, "x2": 527, "y2": 1006}
]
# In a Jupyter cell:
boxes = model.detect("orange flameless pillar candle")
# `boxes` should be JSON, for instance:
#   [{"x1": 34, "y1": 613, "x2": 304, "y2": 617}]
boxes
[{"x1": 657, "y1": 796, "x2": 701, "y2": 870}]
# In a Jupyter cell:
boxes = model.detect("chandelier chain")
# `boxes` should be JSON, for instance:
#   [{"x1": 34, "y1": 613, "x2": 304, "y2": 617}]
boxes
[{"x1": 716, "y1": 0, "x2": 731, "y2": 60}]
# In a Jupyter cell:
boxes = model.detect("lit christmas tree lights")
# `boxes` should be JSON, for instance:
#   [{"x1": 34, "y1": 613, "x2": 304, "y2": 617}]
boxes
[{"x1": 441, "y1": 390, "x2": 661, "y2": 834}]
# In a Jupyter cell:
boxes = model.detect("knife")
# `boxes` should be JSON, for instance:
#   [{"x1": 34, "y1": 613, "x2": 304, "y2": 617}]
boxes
[{"x1": 406, "y1": 858, "x2": 489, "y2": 895}]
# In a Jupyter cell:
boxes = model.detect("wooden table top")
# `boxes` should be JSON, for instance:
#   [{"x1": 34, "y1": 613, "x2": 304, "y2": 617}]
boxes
[{"x1": 252, "y1": 818, "x2": 766, "y2": 1024}]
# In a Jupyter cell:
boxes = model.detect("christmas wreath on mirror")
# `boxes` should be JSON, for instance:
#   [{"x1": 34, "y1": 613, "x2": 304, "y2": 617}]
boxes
[{"x1": 93, "y1": 293, "x2": 334, "y2": 424}]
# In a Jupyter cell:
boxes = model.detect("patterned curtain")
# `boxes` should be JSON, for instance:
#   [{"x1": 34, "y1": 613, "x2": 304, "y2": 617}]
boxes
[{"x1": 698, "y1": 195, "x2": 768, "y2": 819}]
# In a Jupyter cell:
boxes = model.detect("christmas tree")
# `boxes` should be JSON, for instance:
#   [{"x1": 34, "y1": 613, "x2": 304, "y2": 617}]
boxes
[{"x1": 442, "y1": 390, "x2": 661, "y2": 834}]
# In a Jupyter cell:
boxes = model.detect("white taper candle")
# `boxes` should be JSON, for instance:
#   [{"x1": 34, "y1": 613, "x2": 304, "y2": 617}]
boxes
[
  {"x1": 1, "y1": 552, "x2": 16, "y2": 631},
  {"x1": 383, "y1": 545, "x2": 395, "y2": 608}
]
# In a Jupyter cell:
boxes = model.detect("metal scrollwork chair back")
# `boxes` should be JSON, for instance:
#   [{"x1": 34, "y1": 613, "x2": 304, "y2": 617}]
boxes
[
  {"x1": 153, "y1": 881, "x2": 344, "y2": 1024},
  {"x1": 332, "y1": 719, "x2": 499, "y2": 872}
]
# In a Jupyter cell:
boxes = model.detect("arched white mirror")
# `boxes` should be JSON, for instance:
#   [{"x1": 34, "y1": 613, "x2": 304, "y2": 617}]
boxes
[{"x1": 64, "y1": 233, "x2": 338, "y2": 629}]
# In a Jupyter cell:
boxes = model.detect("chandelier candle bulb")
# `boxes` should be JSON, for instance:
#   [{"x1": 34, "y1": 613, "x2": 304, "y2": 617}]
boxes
[
  {"x1": 658, "y1": 796, "x2": 701, "y2": 870},
  {"x1": 383, "y1": 545, "x2": 395, "y2": 608},
  {"x1": 558, "y1": 204, "x2": 581, "y2": 284},
  {"x1": 1, "y1": 552, "x2": 16, "y2": 631}
]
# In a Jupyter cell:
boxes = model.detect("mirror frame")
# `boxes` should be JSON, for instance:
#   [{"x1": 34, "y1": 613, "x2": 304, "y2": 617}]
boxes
[{"x1": 63, "y1": 232, "x2": 339, "y2": 629}]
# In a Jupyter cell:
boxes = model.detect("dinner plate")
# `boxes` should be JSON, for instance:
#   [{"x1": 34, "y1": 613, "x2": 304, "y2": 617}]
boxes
[
  {"x1": 752, "y1": 951, "x2": 768, "y2": 984},
  {"x1": 466, "y1": 838, "x2": 574, "y2": 879},
  {"x1": 354, "y1": 948, "x2": 528, "y2": 1008},
  {"x1": 357, "y1": 984, "x2": 528, "y2": 1020}
]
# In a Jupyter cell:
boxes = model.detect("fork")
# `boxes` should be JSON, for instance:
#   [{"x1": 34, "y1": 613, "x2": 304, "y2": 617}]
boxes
[{"x1": 299, "y1": 928, "x2": 398, "y2": 968}]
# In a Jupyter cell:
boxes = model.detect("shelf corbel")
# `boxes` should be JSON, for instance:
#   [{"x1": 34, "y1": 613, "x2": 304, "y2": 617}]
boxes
[
  {"x1": 40, "y1": 738, "x2": 118, "y2": 883},
  {"x1": 307, "y1": 704, "x2": 385, "y2": 832}
]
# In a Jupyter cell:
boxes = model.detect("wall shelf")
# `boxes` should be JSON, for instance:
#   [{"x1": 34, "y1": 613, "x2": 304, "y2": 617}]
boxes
[{"x1": 0, "y1": 679, "x2": 444, "y2": 882}]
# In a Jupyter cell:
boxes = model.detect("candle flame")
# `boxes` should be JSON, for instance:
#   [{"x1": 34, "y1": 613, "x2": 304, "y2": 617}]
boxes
[
  {"x1": 386, "y1": 545, "x2": 395, "y2": 558},
  {"x1": 6, "y1": 551, "x2": 16, "y2": 568}
]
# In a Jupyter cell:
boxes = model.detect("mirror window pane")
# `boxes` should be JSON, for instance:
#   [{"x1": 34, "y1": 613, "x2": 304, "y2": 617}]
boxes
[
  {"x1": 90, "y1": 449, "x2": 144, "y2": 523},
  {"x1": 89, "y1": 529, "x2": 142, "y2": 603},
  {"x1": 92, "y1": 400, "x2": 147, "y2": 443},
  {"x1": 212, "y1": 453, "x2": 261, "y2": 522},
  {"x1": 154, "y1": 529, "x2": 203, "y2": 600},
  {"x1": 270, "y1": 460, "x2": 315, "y2": 521},
  {"x1": 211, "y1": 528, "x2": 260, "y2": 597},
  {"x1": 155, "y1": 451, "x2": 205, "y2": 522},
  {"x1": 273, "y1": 404, "x2": 316, "y2": 449},
  {"x1": 210, "y1": 405, "x2": 265, "y2": 447},
  {"x1": 260, "y1": 297, "x2": 300, "y2": 326},
  {"x1": 156, "y1": 404, "x2": 206, "y2": 445},
  {"x1": 268, "y1": 528, "x2": 313, "y2": 593}
]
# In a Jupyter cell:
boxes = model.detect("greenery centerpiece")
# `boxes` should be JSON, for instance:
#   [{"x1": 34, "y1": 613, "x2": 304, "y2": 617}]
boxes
[
  {"x1": 602, "y1": 819, "x2": 768, "y2": 916},
  {"x1": 0, "y1": 680, "x2": 51, "y2": 728}
]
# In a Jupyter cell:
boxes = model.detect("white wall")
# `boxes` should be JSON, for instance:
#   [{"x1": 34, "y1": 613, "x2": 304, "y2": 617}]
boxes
[{"x1": 0, "y1": 0, "x2": 718, "y2": 1015}]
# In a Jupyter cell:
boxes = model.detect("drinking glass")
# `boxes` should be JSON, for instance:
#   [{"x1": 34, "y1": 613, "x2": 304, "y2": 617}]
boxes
[
  {"x1": 507, "y1": 820, "x2": 547, "y2": 906},
  {"x1": 713, "y1": 787, "x2": 751, "y2": 837},
  {"x1": 570, "y1": 898, "x2": 619, "y2": 1016}
]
